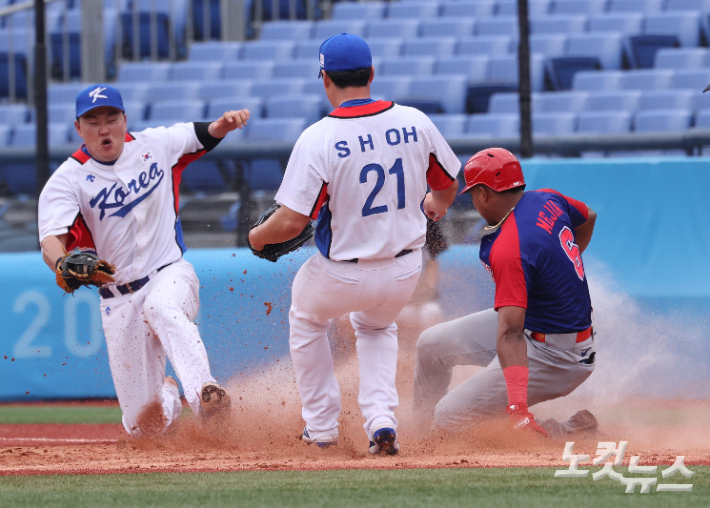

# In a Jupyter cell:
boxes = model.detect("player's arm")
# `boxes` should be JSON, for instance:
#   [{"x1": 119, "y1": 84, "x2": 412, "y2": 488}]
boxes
[
  {"x1": 207, "y1": 109, "x2": 249, "y2": 139},
  {"x1": 574, "y1": 206, "x2": 596, "y2": 253},
  {"x1": 496, "y1": 306, "x2": 527, "y2": 369},
  {"x1": 40, "y1": 234, "x2": 70, "y2": 271},
  {"x1": 248, "y1": 205, "x2": 311, "y2": 251},
  {"x1": 423, "y1": 180, "x2": 458, "y2": 222}
]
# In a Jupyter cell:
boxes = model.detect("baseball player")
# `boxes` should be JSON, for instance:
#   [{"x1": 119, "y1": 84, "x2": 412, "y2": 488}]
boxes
[
  {"x1": 38, "y1": 84, "x2": 249, "y2": 437},
  {"x1": 413, "y1": 148, "x2": 599, "y2": 437},
  {"x1": 248, "y1": 33, "x2": 461, "y2": 454}
]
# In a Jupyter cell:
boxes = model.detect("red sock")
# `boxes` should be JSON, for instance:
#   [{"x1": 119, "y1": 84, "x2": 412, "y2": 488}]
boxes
[{"x1": 503, "y1": 365, "x2": 529, "y2": 407}]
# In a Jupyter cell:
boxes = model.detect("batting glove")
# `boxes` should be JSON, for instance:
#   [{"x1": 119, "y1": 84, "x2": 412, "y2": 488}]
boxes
[{"x1": 506, "y1": 403, "x2": 548, "y2": 438}]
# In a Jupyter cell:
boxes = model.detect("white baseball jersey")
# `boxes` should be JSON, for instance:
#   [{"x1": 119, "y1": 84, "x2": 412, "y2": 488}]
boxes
[
  {"x1": 38, "y1": 123, "x2": 208, "y2": 285},
  {"x1": 275, "y1": 101, "x2": 461, "y2": 261}
]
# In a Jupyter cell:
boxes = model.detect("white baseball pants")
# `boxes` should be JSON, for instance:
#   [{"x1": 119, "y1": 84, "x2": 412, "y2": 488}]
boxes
[
  {"x1": 99, "y1": 259, "x2": 217, "y2": 436},
  {"x1": 289, "y1": 250, "x2": 422, "y2": 440}
]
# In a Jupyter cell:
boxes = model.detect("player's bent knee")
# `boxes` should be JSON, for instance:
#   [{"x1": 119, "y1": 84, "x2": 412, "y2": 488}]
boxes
[{"x1": 415, "y1": 323, "x2": 447, "y2": 355}]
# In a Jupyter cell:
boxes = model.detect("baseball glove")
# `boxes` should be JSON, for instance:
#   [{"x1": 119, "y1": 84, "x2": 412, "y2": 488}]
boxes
[
  {"x1": 55, "y1": 249, "x2": 116, "y2": 294},
  {"x1": 248, "y1": 203, "x2": 314, "y2": 263}
]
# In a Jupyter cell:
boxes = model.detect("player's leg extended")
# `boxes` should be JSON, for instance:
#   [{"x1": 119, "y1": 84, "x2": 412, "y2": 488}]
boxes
[
  {"x1": 142, "y1": 259, "x2": 217, "y2": 419},
  {"x1": 412, "y1": 308, "x2": 499, "y2": 425}
]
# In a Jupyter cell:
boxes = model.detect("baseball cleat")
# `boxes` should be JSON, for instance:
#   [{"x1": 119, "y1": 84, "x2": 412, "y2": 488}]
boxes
[
  {"x1": 302, "y1": 427, "x2": 339, "y2": 448},
  {"x1": 565, "y1": 410, "x2": 599, "y2": 433},
  {"x1": 368, "y1": 424, "x2": 400, "y2": 455},
  {"x1": 200, "y1": 381, "x2": 231, "y2": 418}
]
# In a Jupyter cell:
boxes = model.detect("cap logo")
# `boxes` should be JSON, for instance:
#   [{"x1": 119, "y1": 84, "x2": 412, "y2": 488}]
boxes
[
  {"x1": 89, "y1": 86, "x2": 107, "y2": 103},
  {"x1": 319, "y1": 53, "x2": 324, "y2": 69}
]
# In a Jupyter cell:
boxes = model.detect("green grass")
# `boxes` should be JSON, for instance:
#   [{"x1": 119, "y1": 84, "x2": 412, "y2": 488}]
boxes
[
  {"x1": 0, "y1": 406, "x2": 123, "y2": 424},
  {"x1": 0, "y1": 467, "x2": 705, "y2": 508}
]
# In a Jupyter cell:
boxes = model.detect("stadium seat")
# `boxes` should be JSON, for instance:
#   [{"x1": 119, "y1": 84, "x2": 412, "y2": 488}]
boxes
[
  {"x1": 191, "y1": 0, "x2": 223, "y2": 40},
  {"x1": 476, "y1": 17, "x2": 518, "y2": 37},
  {"x1": 537, "y1": 91, "x2": 588, "y2": 112},
  {"x1": 168, "y1": 62, "x2": 223, "y2": 81},
  {"x1": 273, "y1": 61, "x2": 320, "y2": 79},
  {"x1": 692, "y1": 91, "x2": 710, "y2": 111},
  {"x1": 366, "y1": 20, "x2": 420, "y2": 39},
  {"x1": 545, "y1": 57, "x2": 601, "y2": 90},
  {"x1": 0, "y1": 54, "x2": 28, "y2": 102},
  {"x1": 403, "y1": 37, "x2": 457, "y2": 58},
  {"x1": 370, "y1": 76, "x2": 412, "y2": 100},
  {"x1": 457, "y1": 36, "x2": 513, "y2": 56},
  {"x1": 466, "y1": 114, "x2": 520, "y2": 137},
  {"x1": 420, "y1": 19, "x2": 476, "y2": 38},
  {"x1": 645, "y1": 12, "x2": 701, "y2": 48},
  {"x1": 567, "y1": 33, "x2": 623, "y2": 70},
  {"x1": 666, "y1": 0, "x2": 710, "y2": 12},
  {"x1": 47, "y1": 83, "x2": 87, "y2": 104},
  {"x1": 638, "y1": 90, "x2": 694, "y2": 110},
  {"x1": 623, "y1": 35, "x2": 681, "y2": 69},
  {"x1": 387, "y1": 2, "x2": 440, "y2": 19},
  {"x1": 48, "y1": 104, "x2": 78, "y2": 124},
  {"x1": 144, "y1": 82, "x2": 200, "y2": 102},
  {"x1": 576, "y1": 111, "x2": 633, "y2": 132},
  {"x1": 180, "y1": 160, "x2": 229, "y2": 193},
  {"x1": 550, "y1": 0, "x2": 607, "y2": 15},
  {"x1": 608, "y1": 0, "x2": 663, "y2": 12},
  {"x1": 436, "y1": 56, "x2": 489, "y2": 81},
  {"x1": 587, "y1": 13, "x2": 644, "y2": 35},
  {"x1": 332, "y1": 1, "x2": 387, "y2": 20},
  {"x1": 429, "y1": 114, "x2": 467, "y2": 137},
  {"x1": 489, "y1": 54, "x2": 545, "y2": 92},
  {"x1": 467, "y1": 84, "x2": 519, "y2": 113},
  {"x1": 694, "y1": 108, "x2": 710, "y2": 127},
  {"x1": 367, "y1": 39, "x2": 404, "y2": 59},
  {"x1": 242, "y1": 41, "x2": 295, "y2": 61},
  {"x1": 150, "y1": 100, "x2": 205, "y2": 121},
  {"x1": 249, "y1": 78, "x2": 306, "y2": 99},
  {"x1": 530, "y1": 34, "x2": 568, "y2": 58},
  {"x1": 265, "y1": 94, "x2": 322, "y2": 125},
  {"x1": 533, "y1": 112, "x2": 577, "y2": 135},
  {"x1": 573, "y1": 70, "x2": 625, "y2": 90},
  {"x1": 634, "y1": 109, "x2": 692, "y2": 132},
  {"x1": 440, "y1": 1, "x2": 495, "y2": 18},
  {"x1": 119, "y1": 62, "x2": 170, "y2": 82},
  {"x1": 293, "y1": 40, "x2": 322, "y2": 60},
  {"x1": 531, "y1": 15, "x2": 587, "y2": 35},
  {"x1": 195, "y1": 80, "x2": 252, "y2": 101},
  {"x1": 312, "y1": 20, "x2": 366, "y2": 40},
  {"x1": 0, "y1": 124, "x2": 10, "y2": 147},
  {"x1": 402, "y1": 75, "x2": 468, "y2": 114},
  {"x1": 488, "y1": 92, "x2": 525, "y2": 114},
  {"x1": 381, "y1": 57, "x2": 436, "y2": 77},
  {"x1": 246, "y1": 118, "x2": 306, "y2": 142},
  {"x1": 189, "y1": 41, "x2": 242, "y2": 61},
  {"x1": 672, "y1": 69, "x2": 710, "y2": 89},
  {"x1": 0, "y1": 104, "x2": 28, "y2": 125},
  {"x1": 122, "y1": 100, "x2": 146, "y2": 124},
  {"x1": 223, "y1": 61, "x2": 274, "y2": 80},
  {"x1": 116, "y1": 83, "x2": 150, "y2": 102},
  {"x1": 259, "y1": 21, "x2": 313, "y2": 41},
  {"x1": 119, "y1": 7, "x2": 169, "y2": 60},
  {"x1": 585, "y1": 90, "x2": 641, "y2": 111},
  {"x1": 206, "y1": 97, "x2": 264, "y2": 120},
  {"x1": 497, "y1": 0, "x2": 551, "y2": 17},
  {"x1": 620, "y1": 69, "x2": 674, "y2": 90},
  {"x1": 11, "y1": 123, "x2": 69, "y2": 147},
  {"x1": 654, "y1": 48, "x2": 710, "y2": 69}
]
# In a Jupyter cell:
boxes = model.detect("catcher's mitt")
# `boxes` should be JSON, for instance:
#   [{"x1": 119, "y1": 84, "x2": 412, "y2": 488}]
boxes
[
  {"x1": 55, "y1": 249, "x2": 116, "y2": 294},
  {"x1": 249, "y1": 203, "x2": 314, "y2": 263}
]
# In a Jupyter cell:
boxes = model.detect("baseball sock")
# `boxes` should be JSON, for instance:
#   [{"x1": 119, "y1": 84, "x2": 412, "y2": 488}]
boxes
[{"x1": 503, "y1": 365, "x2": 529, "y2": 407}]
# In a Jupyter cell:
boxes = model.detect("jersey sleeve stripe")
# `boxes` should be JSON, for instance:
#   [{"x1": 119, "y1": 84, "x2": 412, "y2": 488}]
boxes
[
  {"x1": 490, "y1": 213, "x2": 528, "y2": 310},
  {"x1": 309, "y1": 181, "x2": 328, "y2": 220},
  {"x1": 426, "y1": 153, "x2": 455, "y2": 191}
]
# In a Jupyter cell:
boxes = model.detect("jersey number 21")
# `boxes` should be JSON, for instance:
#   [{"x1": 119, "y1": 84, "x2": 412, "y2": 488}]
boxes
[{"x1": 359, "y1": 158, "x2": 405, "y2": 217}]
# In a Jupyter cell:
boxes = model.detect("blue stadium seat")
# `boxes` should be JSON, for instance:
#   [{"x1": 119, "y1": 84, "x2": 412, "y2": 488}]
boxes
[
  {"x1": 638, "y1": 90, "x2": 694, "y2": 110},
  {"x1": 189, "y1": 41, "x2": 242, "y2": 61},
  {"x1": 608, "y1": 0, "x2": 663, "y2": 12},
  {"x1": 695, "y1": 108, "x2": 710, "y2": 127},
  {"x1": 381, "y1": 57, "x2": 436, "y2": 77},
  {"x1": 401, "y1": 76, "x2": 468, "y2": 114},
  {"x1": 623, "y1": 35, "x2": 680, "y2": 69},
  {"x1": 584, "y1": 90, "x2": 641, "y2": 111},
  {"x1": 476, "y1": 17, "x2": 518, "y2": 37},
  {"x1": 573, "y1": 70, "x2": 625, "y2": 90},
  {"x1": 0, "y1": 104, "x2": 28, "y2": 125},
  {"x1": 195, "y1": 80, "x2": 252, "y2": 102},
  {"x1": 420, "y1": 19, "x2": 476, "y2": 38},
  {"x1": 567, "y1": 33, "x2": 623, "y2": 69},
  {"x1": 440, "y1": 1, "x2": 495, "y2": 17},
  {"x1": 169, "y1": 62, "x2": 223, "y2": 81},
  {"x1": 466, "y1": 84, "x2": 519, "y2": 113},
  {"x1": 370, "y1": 76, "x2": 412, "y2": 99},
  {"x1": 118, "y1": 6, "x2": 169, "y2": 60},
  {"x1": 0, "y1": 124, "x2": 10, "y2": 147},
  {"x1": 537, "y1": 91, "x2": 589, "y2": 112},
  {"x1": 533, "y1": 112, "x2": 577, "y2": 135},
  {"x1": 576, "y1": 111, "x2": 632, "y2": 132},
  {"x1": 48, "y1": 83, "x2": 87, "y2": 104},
  {"x1": 466, "y1": 114, "x2": 519, "y2": 137},
  {"x1": 119, "y1": 62, "x2": 170, "y2": 82},
  {"x1": 666, "y1": 0, "x2": 710, "y2": 12},
  {"x1": 588, "y1": 13, "x2": 644, "y2": 35},
  {"x1": 550, "y1": 0, "x2": 607, "y2": 15},
  {"x1": 692, "y1": 91, "x2": 710, "y2": 110},
  {"x1": 265, "y1": 94, "x2": 322, "y2": 125},
  {"x1": 403, "y1": 37, "x2": 457, "y2": 58},
  {"x1": 116, "y1": 83, "x2": 150, "y2": 102},
  {"x1": 671, "y1": 69, "x2": 710, "y2": 89},
  {"x1": 273, "y1": 60, "x2": 320, "y2": 79},
  {"x1": 122, "y1": 100, "x2": 146, "y2": 124},
  {"x1": 145, "y1": 82, "x2": 200, "y2": 102},
  {"x1": 129, "y1": 120, "x2": 172, "y2": 131},
  {"x1": 180, "y1": 161, "x2": 229, "y2": 193},
  {"x1": 457, "y1": 36, "x2": 513, "y2": 56},
  {"x1": 12, "y1": 123, "x2": 69, "y2": 147},
  {"x1": 634, "y1": 109, "x2": 691, "y2": 132},
  {"x1": 259, "y1": 21, "x2": 313, "y2": 40},
  {"x1": 620, "y1": 69, "x2": 673, "y2": 90},
  {"x1": 488, "y1": 92, "x2": 525, "y2": 114},
  {"x1": 489, "y1": 54, "x2": 545, "y2": 92},
  {"x1": 48, "y1": 104, "x2": 78, "y2": 124},
  {"x1": 387, "y1": 2, "x2": 440, "y2": 19},
  {"x1": 293, "y1": 40, "x2": 322, "y2": 60},
  {"x1": 302, "y1": 80, "x2": 328, "y2": 98},
  {"x1": 368, "y1": 38, "x2": 404, "y2": 59},
  {"x1": 436, "y1": 56, "x2": 489, "y2": 81},
  {"x1": 655, "y1": 48, "x2": 710, "y2": 69},
  {"x1": 366, "y1": 20, "x2": 420, "y2": 39},
  {"x1": 191, "y1": 0, "x2": 222, "y2": 41},
  {"x1": 531, "y1": 15, "x2": 587, "y2": 35},
  {"x1": 150, "y1": 100, "x2": 205, "y2": 121},
  {"x1": 644, "y1": 12, "x2": 701, "y2": 48},
  {"x1": 242, "y1": 41, "x2": 295, "y2": 61},
  {"x1": 497, "y1": 0, "x2": 551, "y2": 17},
  {"x1": 206, "y1": 97, "x2": 263, "y2": 120},
  {"x1": 249, "y1": 78, "x2": 306, "y2": 99},
  {"x1": 223, "y1": 61, "x2": 274, "y2": 80},
  {"x1": 246, "y1": 118, "x2": 307, "y2": 141},
  {"x1": 332, "y1": 1, "x2": 387, "y2": 20},
  {"x1": 530, "y1": 34, "x2": 568, "y2": 58},
  {"x1": 311, "y1": 20, "x2": 366, "y2": 40},
  {"x1": 429, "y1": 114, "x2": 467, "y2": 137}
]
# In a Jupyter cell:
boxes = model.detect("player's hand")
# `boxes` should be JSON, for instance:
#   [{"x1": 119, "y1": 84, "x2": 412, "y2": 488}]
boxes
[
  {"x1": 506, "y1": 403, "x2": 548, "y2": 437},
  {"x1": 423, "y1": 192, "x2": 449, "y2": 222},
  {"x1": 248, "y1": 228, "x2": 264, "y2": 252},
  {"x1": 208, "y1": 109, "x2": 250, "y2": 138}
]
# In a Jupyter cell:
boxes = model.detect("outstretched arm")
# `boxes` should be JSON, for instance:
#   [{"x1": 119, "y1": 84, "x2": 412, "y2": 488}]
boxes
[
  {"x1": 208, "y1": 109, "x2": 250, "y2": 139},
  {"x1": 575, "y1": 206, "x2": 597, "y2": 253},
  {"x1": 248, "y1": 205, "x2": 311, "y2": 251}
]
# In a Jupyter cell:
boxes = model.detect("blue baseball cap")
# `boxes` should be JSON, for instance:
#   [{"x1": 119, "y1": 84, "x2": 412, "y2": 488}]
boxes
[
  {"x1": 75, "y1": 84, "x2": 125, "y2": 118},
  {"x1": 319, "y1": 33, "x2": 372, "y2": 78}
]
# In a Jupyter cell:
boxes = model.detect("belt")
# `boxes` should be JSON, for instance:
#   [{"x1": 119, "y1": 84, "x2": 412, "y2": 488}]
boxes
[
  {"x1": 98, "y1": 264, "x2": 170, "y2": 299},
  {"x1": 530, "y1": 326, "x2": 593, "y2": 344},
  {"x1": 346, "y1": 249, "x2": 412, "y2": 263}
]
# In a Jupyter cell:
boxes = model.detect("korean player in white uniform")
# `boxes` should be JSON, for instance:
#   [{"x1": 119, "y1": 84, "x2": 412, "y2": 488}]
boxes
[
  {"x1": 249, "y1": 34, "x2": 461, "y2": 454},
  {"x1": 38, "y1": 85, "x2": 249, "y2": 436}
]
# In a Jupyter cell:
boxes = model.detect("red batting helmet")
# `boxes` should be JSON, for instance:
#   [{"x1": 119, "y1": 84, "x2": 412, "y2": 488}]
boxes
[{"x1": 460, "y1": 148, "x2": 525, "y2": 194}]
